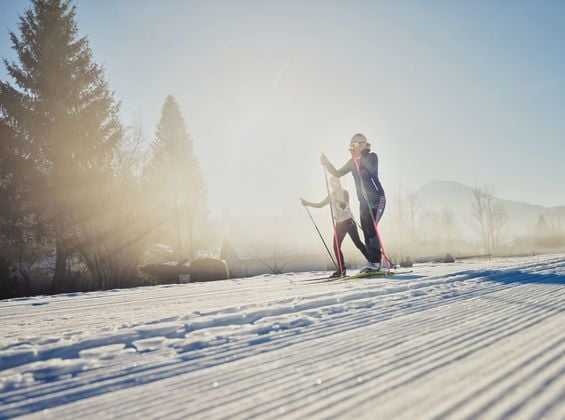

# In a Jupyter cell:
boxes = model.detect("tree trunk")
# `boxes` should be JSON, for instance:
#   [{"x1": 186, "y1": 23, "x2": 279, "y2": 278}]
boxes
[{"x1": 52, "y1": 233, "x2": 68, "y2": 294}]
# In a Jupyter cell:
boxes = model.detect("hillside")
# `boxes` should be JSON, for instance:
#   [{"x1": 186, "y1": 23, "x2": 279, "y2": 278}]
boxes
[{"x1": 415, "y1": 180, "x2": 565, "y2": 235}]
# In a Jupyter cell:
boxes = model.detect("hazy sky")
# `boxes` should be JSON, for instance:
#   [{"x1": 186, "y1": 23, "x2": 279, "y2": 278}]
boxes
[{"x1": 1, "y1": 0, "x2": 564, "y2": 217}]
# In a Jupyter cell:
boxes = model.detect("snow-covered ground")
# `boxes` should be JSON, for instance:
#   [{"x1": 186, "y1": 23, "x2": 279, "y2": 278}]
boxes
[{"x1": 1, "y1": 254, "x2": 564, "y2": 419}]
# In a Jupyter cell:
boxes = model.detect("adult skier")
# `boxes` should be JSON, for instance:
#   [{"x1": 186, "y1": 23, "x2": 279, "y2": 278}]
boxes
[
  {"x1": 301, "y1": 177, "x2": 370, "y2": 277},
  {"x1": 321, "y1": 133, "x2": 386, "y2": 272}
]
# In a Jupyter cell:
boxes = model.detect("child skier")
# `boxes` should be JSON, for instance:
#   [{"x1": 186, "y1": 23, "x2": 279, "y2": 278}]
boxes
[
  {"x1": 321, "y1": 133, "x2": 386, "y2": 272},
  {"x1": 301, "y1": 176, "x2": 370, "y2": 278}
]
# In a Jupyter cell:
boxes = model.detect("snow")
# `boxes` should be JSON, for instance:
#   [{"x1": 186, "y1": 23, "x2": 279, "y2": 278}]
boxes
[{"x1": 0, "y1": 254, "x2": 564, "y2": 419}]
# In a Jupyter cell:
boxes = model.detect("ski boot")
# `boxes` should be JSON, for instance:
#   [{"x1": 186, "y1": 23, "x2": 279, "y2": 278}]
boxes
[
  {"x1": 330, "y1": 269, "x2": 346, "y2": 278},
  {"x1": 360, "y1": 262, "x2": 381, "y2": 273}
]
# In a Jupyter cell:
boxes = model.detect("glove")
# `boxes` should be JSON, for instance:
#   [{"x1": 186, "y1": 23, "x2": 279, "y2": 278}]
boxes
[
  {"x1": 300, "y1": 198, "x2": 307, "y2": 206},
  {"x1": 320, "y1": 153, "x2": 329, "y2": 166}
]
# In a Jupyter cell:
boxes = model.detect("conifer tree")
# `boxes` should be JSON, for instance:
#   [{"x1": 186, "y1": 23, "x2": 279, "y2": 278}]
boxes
[
  {"x1": 147, "y1": 95, "x2": 209, "y2": 258},
  {"x1": 0, "y1": 0, "x2": 121, "y2": 292}
]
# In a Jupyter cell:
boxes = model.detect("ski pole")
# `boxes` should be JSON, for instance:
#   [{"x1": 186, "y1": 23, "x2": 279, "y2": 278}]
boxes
[
  {"x1": 323, "y1": 167, "x2": 344, "y2": 275},
  {"x1": 303, "y1": 205, "x2": 338, "y2": 269}
]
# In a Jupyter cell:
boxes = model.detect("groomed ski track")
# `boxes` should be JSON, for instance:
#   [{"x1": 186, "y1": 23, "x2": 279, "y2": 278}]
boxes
[{"x1": 0, "y1": 254, "x2": 564, "y2": 419}]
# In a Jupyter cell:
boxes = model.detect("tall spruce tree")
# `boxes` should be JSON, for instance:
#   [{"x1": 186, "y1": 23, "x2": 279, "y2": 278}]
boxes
[
  {"x1": 0, "y1": 117, "x2": 50, "y2": 295},
  {"x1": 0, "y1": 0, "x2": 121, "y2": 292},
  {"x1": 147, "y1": 96, "x2": 209, "y2": 258}
]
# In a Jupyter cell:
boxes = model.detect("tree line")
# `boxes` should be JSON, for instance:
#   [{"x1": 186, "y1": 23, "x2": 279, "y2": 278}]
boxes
[
  {"x1": 0, "y1": 0, "x2": 211, "y2": 298},
  {"x1": 381, "y1": 186, "x2": 565, "y2": 262}
]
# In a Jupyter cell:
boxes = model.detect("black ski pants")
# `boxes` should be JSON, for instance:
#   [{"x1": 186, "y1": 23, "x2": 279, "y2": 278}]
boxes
[
  {"x1": 359, "y1": 195, "x2": 387, "y2": 264},
  {"x1": 333, "y1": 218, "x2": 370, "y2": 271}
]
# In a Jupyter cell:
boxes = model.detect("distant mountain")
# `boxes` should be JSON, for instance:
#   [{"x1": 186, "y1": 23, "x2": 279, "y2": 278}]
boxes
[{"x1": 414, "y1": 180, "x2": 565, "y2": 235}]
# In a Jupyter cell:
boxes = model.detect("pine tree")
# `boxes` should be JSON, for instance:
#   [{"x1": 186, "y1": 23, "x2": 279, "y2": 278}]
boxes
[
  {"x1": 146, "y1": 95, "x2": 209, "y2": 258},
  {"x1": 0, "y1": 118, "x2": 51, "y2": 295},
  {"x1": 0, "y1": 0, "x2": 121, "y2": 293},
  {"x1": 535, "y1": 215, "x2": 551, "y2": 237}
]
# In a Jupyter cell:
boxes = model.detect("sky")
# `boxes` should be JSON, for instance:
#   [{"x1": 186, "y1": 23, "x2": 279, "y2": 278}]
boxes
[{"x1": 1, "y1": 0, "x2": 564, "y2": 218}]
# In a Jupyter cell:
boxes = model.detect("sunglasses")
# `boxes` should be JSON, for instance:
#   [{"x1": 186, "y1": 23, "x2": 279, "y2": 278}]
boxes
[{"x1": 349, "y1": 142, "x2": 370, "y2": 151}]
